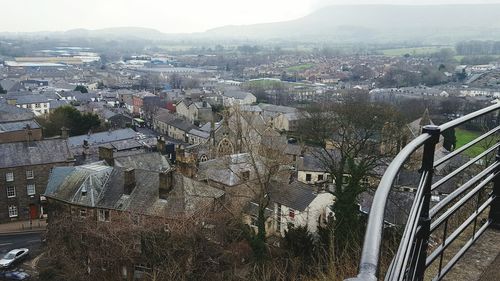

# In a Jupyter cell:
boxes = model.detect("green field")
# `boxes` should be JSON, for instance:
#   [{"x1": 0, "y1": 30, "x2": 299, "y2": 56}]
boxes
[
  {"x1": 245, "y1": 78, "x2": 284, "y2": 88},
  {"x1": 455, "y1": 128, "x2": 497, "y2": 157},
  {"x1": 380, "y1": 46, "x2": 450, "y2": 56},
  {"x1": 285, "y1": 63, "x2": 314, "y2": 72}
]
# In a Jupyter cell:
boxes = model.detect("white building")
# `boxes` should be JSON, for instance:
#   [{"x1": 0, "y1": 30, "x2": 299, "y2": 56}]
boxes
[
  {"x1": 7, "y1": 95, "x2": 51, "y2": 116},
  {"x1": 245, "y1": 181, "x2": 335, "y2": 237}
]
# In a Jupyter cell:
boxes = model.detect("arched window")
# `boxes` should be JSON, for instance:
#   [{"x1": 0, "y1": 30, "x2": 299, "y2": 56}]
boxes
[
  {"x1": 217, "y1": 138, "x2": 234, "y2": 156},
  {"x1": 200, "y1": 154, "x2": 209, "y2": 162}
]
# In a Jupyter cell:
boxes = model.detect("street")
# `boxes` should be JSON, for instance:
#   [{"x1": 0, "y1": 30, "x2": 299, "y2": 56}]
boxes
[
  {"x1": 0, "y1": 232, "x2": 43, "y2": 278},
  {"x1": 0, "y1": 232, "x2": 42, "y2": 256}
]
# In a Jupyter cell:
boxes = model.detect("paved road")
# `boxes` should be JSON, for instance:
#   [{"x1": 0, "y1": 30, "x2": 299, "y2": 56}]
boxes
[
  {"x1": 0, "y1": 232, "x2": 42, "y2": 277},
  {"x1": 0, "y1": 232, "x2": 42, "y2": 257}
]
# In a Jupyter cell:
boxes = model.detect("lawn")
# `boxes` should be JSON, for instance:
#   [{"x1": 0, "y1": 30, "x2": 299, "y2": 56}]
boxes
[
  {"x1": 285, "y1": 63, "x2": 314, "y2": 72},
  {"x1": 245, "y1": 78, "x2": 285, "y2": 88},
  {"x1": 380, "y1": 46, "x2": 450, "y2": 56},
  {"x1": 455, "y1": 128, "x2": 497, "y2": 157}
]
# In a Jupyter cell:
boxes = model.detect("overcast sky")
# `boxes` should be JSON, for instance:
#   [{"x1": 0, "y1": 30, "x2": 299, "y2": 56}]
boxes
[{"x1": 2, "y1": 0, "x2": 500, "y2": 33}]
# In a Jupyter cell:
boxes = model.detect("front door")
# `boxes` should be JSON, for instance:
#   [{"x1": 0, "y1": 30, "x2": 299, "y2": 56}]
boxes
[{"x1": 29, "y1": 204, "x2": 38, "y2": 219}]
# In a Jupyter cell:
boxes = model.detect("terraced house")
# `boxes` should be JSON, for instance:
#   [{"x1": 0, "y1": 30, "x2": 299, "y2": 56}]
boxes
[{"x1": 0, "y1": 139, "x2": 74, "y2": 223}]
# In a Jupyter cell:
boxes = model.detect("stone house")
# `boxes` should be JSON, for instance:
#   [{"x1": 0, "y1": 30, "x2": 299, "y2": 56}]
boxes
[
  {"x1": 176, "y1": 99, "x2": 213, "y2": 124},
  {"x1": 0, "y1": 139, "x2": 74, "y2": 223},
  {"x1": 0, "y1": 103, "x2": 43, "y2": 144},
  {"x1": 43, "y1": 153, "x2": 224, "y2": 279},
  {"x1": 153, "y1": 108, "x2": 195, "y2": 142},
  {"x1": 243, "y1": 180, "x2": 335, "y2": 237}
]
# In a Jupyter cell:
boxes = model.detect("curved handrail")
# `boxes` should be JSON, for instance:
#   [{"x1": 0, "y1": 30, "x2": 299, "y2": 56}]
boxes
[
  {"x1": 439, "y1": 102, "x2": 500, "y2": 132},
  {"x1": 352, "y1": 133, "x2": 431, "y2": 280},
  {"x1": 348, "y1": 102, "x2": 500, "y2": 281}
]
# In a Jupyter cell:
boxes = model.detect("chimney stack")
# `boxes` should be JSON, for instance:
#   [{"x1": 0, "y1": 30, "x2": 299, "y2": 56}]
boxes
[
  {"x1": 61, "y1": 127, "x2": 69, "y2": 139},
  {"x1": 124, "y1": 168, "x2": 136, "y2": 195},
  {"x1": 159, "y1": 171, "x2": 173, "y2": 199},
  {"x1": 98, "y1": 146, "x2": 114, "y2": 166},
  {"x1": 25, "y1": 124, "x2": 33, "y2": 147},
  {"x1": 157, "y1": 136, "x2": 166, "y2": 154},
  {"x1": 83, "y1": 140, "x2": 90, "y2": 156}
]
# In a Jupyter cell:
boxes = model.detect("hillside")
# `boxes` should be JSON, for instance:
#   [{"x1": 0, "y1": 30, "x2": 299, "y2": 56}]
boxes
[{"x1": 204, "y1": 4, "x2": 500, "y2": 43}]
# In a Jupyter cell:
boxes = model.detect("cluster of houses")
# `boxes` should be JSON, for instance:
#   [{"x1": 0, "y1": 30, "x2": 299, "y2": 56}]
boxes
[
  {"x1": 1, "y1": 48, "x2": 489, "y2": 279},
  {"x1": 0, "y1": 73, "x2": 329, "y2": 243}
]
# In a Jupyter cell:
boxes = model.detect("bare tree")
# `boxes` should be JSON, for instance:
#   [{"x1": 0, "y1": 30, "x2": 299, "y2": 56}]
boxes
[
  {"x1": 221, "y1": 106, "x2": 294, "y2": 258},
  {"x1": 41, "y1": 202, "x2": 249, "y2": 281},
  {"x1": 297, "y1": 90, "x2": 405, "y2": 254}
]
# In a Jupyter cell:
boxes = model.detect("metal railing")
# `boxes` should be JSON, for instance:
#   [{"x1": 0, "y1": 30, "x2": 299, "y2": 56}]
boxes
[{"x1": 346, "y1": 103, "x2": 500, "y2": 281}]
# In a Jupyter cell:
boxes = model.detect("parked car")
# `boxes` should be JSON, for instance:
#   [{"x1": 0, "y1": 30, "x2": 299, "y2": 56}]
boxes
[
  {"x1": 0, "y1": 249, "x2": 29, "y2": 269},
  {"x1": 0, "y1": 271, "x2": 30, "y2": 281}
]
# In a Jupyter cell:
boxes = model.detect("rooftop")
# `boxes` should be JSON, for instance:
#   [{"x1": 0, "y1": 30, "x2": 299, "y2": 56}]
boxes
[{"x1": 0, "y1": 139, "x2": 73, "y2": 168}]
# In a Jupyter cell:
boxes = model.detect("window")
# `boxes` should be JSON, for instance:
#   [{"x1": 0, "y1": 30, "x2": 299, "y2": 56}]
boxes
[
  {"x1": 27, "y1": 184, "x2": 36, "y2": 196},
  {"x1": 241, "y1": 171, "x2": 250, "y2": 181},
  {"x1": 35, "y1": 103, "x2": 40, "y2": 108},
  {"x1": 8, "y1": 205, "x2": 18, "y2": 217},
  {"x1": 26, "y1": 170, "x2": 34, "y2": 179},
  {"x1": 79, "y1": 209, "x2": 87, "y2": 218},
  {"x1": 289, "y1": 209, "x2": 295, "y2": 219},
  {"x1": 6, "y1": 186, "x2": 16, "y2": 198},
  {"x1": 318, "y1": 174, "x2": 324, "y2": 181},
  {"x1": 200, "y1": 155, "x2": 208, "y2": 162},
  {"x1": 98, "y1": 209, "x2": 110, "y2": 222},
  {"x1": 305, "y1": 173, "x2": 312, "y2": 182},
  {"x1": 5, "y1": 172, "x2": 14, "y2": 182}
]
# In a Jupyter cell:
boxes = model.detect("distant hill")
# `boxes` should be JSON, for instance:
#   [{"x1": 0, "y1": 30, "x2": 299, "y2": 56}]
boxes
[
  {"x1": 204, "y1": 4, "x2": 500, "y2": 43},
  {"x1": 3, "y1": 5, "x2": 500, "y2": 44},
  {"x1": 64, "y1": 27, "x2": 166, "y2": 40},
  {"x1": 0, "y1": 27, "x2": 169, "y2": 41}
]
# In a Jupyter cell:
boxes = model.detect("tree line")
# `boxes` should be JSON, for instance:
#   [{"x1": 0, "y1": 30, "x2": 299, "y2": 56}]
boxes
[{"x1": 456, "y1": 40, "x2": 500, "y2": 56}]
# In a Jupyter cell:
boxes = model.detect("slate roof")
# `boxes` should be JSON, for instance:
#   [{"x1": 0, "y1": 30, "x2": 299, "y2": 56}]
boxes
[
  {"x1": 168, "y1": 118, "x2": 194, "y2": 131},
  {"x1": 45, "y1": 155, "x2": 224, "y2": 217},
  {"x1": 0, "y1": 139, "x2": 73, "y2": 168},
  {"x1": 240, "y1": 105, "x2": 263, "y2": 113},
  {"x1": 8, "y1": 94, "x2": 49, "y2": 105},
  {"x1": 49, "y1": 100, "x2": 70, "y2": 109},
  {"x1": 44, "y1": 162, "x2": 112, "y2": 207},
  {"x1": 114, "y1": 152, "x2": 171, "y2": 172},
  {"x1": 39, "y1": 91, "x2": 60, "y2": 100},
  {"x1": 108, "y1": 139, "x2": 143, "y2": 151},
  {"x1": 154, "y1": 108, "x2": 176, "y2": 123},
  {"x1": 258, "y1": 103, "x2": 298, "y2": 114},
  {"x1": 199, "y1": 122, "x2": 221, "y2": 133},
  {"x1": 0, "y1": 103, "x2": 34, "y2": 122},
  {"x1": 67, "y1": 128, "x2": 137, "y2": 148},
  {"x1": 188, "y1": 128, "x2": 210, "y2": 139},
  {"x1": 269, "y1": 180, "x2": 319, "y2": 211},
  {"x1": 100, "y1": 109, "x2": 117, "y2": 119},
  {"x1": 0, "y1": 79, "x2": 22, "y2": 92},
  {"x1": 198, "y1": 153, "x2": 260, "y2": 187},
  {"x1": 192, "y1": 101, "x2": 211, "y2": 109},
  {"x1": 0, "y1": 119, "x2": 40, "y2": 133},
  {"x1": 222, "y1": 89, "x2": 254, "y2": 99},
  {"x1": 298, "y1": 154, "x2": 325, "y2": 172}
]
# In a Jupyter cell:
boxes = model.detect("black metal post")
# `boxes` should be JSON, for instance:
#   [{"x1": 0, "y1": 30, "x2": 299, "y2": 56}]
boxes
[
  {"x1": 410, "y1": 125, "x2": 440, "y2": 281},
  {"x1": 489, "y1": 148, "x2": 500, "y2": 229}
]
